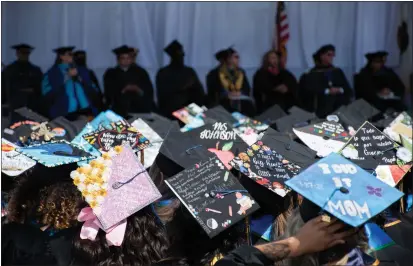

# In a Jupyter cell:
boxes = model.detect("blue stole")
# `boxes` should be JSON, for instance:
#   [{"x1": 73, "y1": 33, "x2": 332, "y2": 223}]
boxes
[{"x1": 42, "y1": 64, "x2": 95, "y2": 118}]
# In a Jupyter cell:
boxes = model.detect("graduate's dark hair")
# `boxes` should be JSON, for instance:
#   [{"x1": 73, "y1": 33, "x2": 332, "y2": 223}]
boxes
[
  {"x1": 276, "y1": 208, "x2": 369, "y2": 266},
  {"x1": 72, "y1": 206, "x2": 170, "y2": 266},
  {"x1": 261, "y1": 50, "x2": 280, "y2": 69},
  {"x1": 7, "y1": 165, "x2": 77, "y2": 225}
]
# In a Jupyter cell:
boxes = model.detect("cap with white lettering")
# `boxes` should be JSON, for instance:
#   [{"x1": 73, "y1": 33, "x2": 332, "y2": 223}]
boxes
[{"x1": 285, "y1": 153, "x2": 403, "y2": 227}]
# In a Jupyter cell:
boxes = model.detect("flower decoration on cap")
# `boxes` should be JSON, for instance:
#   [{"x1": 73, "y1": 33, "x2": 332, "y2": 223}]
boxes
[{"x1": 70, "y1": 145, "x2": 123, "y2": 210}]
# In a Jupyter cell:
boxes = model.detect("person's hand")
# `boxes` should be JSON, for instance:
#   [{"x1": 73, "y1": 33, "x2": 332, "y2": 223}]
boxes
[
  {"x1": 68, "y1": 68, "x2": 78, "y2": 77},
  {"x1": 275, "y1": 84, "x2": 288, "y2": 94},
  {"x1": 288, "y1": 216, "x2": 357, "y2": 257},
  {"x1": 229, "y1": 91, "x2": 241, "y2": 98}
]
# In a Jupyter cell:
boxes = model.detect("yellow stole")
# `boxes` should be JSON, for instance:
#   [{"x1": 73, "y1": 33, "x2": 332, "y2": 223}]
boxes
[{"x1": 219, "y1": 66, "x2": 244, "y2": 92}]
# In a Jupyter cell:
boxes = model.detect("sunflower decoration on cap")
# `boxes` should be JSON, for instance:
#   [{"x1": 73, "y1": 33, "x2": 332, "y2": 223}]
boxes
[{"x1": 70, "y1": 145, "x2": 124, "y2": 210}]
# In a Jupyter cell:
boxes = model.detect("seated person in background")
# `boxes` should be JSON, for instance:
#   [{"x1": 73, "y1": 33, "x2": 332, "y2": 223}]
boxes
[
  {"x1": 206, "y1": 49, "x2": 227, "y2": 106},
  {"x1": 298, "y1": 44, "x2": 352, "y2": 118},
  {"x1": 355, "y1": 51, "x2": 406, "y2": 112},
  {"x1": 41, "y1": 46, "x2": 100, "y2": 119},
  {"x1": 206, "y1": 47, "x2": 254, "y2": 116},
  {"x1": 74, "y1": 50, "x2": 104, "y2": 110},
  {"x1": 156, "y1": 40, "x2": 205, "y2": 118},
  {"x1": 103, "y1": 45, "x2": 154, "y2": 117},
  {"x1": 2, "y1": 44, "x2": 43, "y2": 114},
  {"x1": 253, "y1": 50, "x2": 298, "y2": 114}
]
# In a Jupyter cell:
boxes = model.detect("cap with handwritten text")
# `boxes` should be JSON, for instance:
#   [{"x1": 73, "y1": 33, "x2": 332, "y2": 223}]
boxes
[{"x1": 285, "y1": 153, "x2": 404, "y2": 227}]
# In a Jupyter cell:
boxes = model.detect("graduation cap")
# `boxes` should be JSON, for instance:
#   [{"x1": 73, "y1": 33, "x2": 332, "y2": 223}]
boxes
[
  {"x1": 1, "y1": 138, "x2": 36, "y2": 177},
  {"x1": 339, "y1": 121, "x2": 412, "y2": 187},
  {"x1": 48, "y1": 116, "x2": 88, "y2": 142},
  {"x1": 71, "y1": 145, "x2": 161, "y2": 241},
  {"x1": 378, "y1": 51, "x2": 389, "y2": 58},
  {"x1": 286, "y1": 153, "x2": 404, "y2": 227},
  {"x1": 17, "y1": 140, "x2": 95, "y2": 167},
  {"x1": 53, "y1": 46, "x2": 75, "y2": 54},
  {"x1": 74, "y1": 50, "x2": 86, "y2": 56},
  {"x1": 82, "y1": 120, "x2": 150, "y2": 153},
  {"x1": 383, "y1": 112, "x2": 412, "y2": 144},
  {"x1": 155, "y1": 126, "x2": 213, "y2": 177},
  {"x1": 11, "y1": 43, "x2": 34, "y2": 52},
  {"x1": 313, "y1": 44, "x2": 335, "y2": 61},
  {"x1": 130, "y1": 118, "x2": 163, "y2": 168},
  {"x1": 384, "y1": 211, "x2": 413, "y2": 253},
  {"x1": 365, "y1": 52, "x2": 385, "y2": 62},
  {"x1": 215, "y1": 49, "x2": 228, "y2": 62},
  {"x1": 203, "y1": 106, "x2": 237, "y2": 125},
  {"x1": 260, "y1": 127, "x2": 318, "y2": 169},
  {"x1": 165, "y1": 156, "x2": 259, "y2": 238},
  {"x1": 255, "y1": 104, "x2": 287, "y2": 125},
  {"x1": 112, "y1": 45, "x2": 132, "y2": 56},
  {"x1": 293, "y1": 120, "x2": 350, "y2": 157},
  {"x1": 288, "y1": 106, "x2": 316, "y2": 120},
  {"x1": 186, "y1": 121, "x2": 249, "y2": 170},
  {"x1": 230, "y1": 140, "x2": 301, "y2": 198},
  {"x1": 164, "y1": 40, "x2": 184, "y2": 57},
  {"x1": 332, "y1": 99, "x2": 381, "y2": 131}
]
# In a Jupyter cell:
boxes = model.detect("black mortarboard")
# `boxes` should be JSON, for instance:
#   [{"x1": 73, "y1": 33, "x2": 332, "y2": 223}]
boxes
[
  {"x1": 261, "y1": 127, "x2": 318, "y2": 169},
  {"x1": 385, "y1": 211, "x2": 413, "y2": 253},
  {"x1": 313, "y1": 44, "x2": 335, "y2": 61},
  {"x1": 203, "y1": 106, "x2": 238, "y2": 125},
  {"x1": 378, "y1": 51, "x2": 389, "y2": 58},
  {"x1": 288, "y1": 106, "x2": 316, "y2": 120},
  {"x1": 332, "y1": 99, "x2": 381, "y2": 130},
  {"x1": 227, "y1": 47, "x2": 237, "y2": 55},
  {"x1": 274, "y1": 107, "x2": 317, "y2": 137},
  {"x1": 155, "y1": 126, "x2": 212, "y2": 177},
  {"x1": 53, "y1": 46, "x2": 75, "y2": 54},
  {"x1": 164, "y1": 40, "x2": 184, "y2": 57},
  {"x1": 11, "y1": 44, "x2": 34, "y2": 52},
  {"x1": 365, "y1": 52, "x2": 384, "y2": 62},
  {"x1": 74, "y1": 50, "x2": 86, "y2": 57},
  {"x1": 112, "y1": 45, "x2": 132, "y2": 56},
  {"x1": 255, "y1": 104, "x2": 287, "y2": 125},
  {"x1": 48, "y1": 116, "x2": 88, "y2": 142},
  {"x1": 165, "y1": 156, "x2": 259, "y2": 238},
  {"x1": 215, "y1": 50, "x2": 228, "y2": 61}
]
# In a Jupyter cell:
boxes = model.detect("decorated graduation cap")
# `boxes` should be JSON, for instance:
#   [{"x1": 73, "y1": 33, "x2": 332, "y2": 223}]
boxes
[
  {"x1": 186, "y1": 121, "x2": 249, "y2": 170},
  {"x1": 11, "y1": 43, "x2": 34, "y2": 52},
  {"x1": 127, "y1": 112, "x2": 178, "y2": 140},
  {"x1": 4, "y1": 107, "x2": 49, "y2": 146},
  {"x1": 1, "y1": 138, "x2": 36, "y2": 177},
  {"x1": 71, "y1": 145, "x2": 161, "y2": 246},
  {"x1": 255, "y1": 104, "x2": 287, "y2": 126},
  {"x1": 112, "y1": 45, "x2": 132, "y2": 56},
  {"x1": 130, "y1": 118, "x2": 164, "y2": 169},
  {"x1": 164, "y1": 40, "x2": 184, "y2": 57},
  {"x1": 230, "y1": 140, "x2": 301, "y2": 198},
  {"x1": 165, "y1": 156, "x2": 259, "y2": 238},
  {"x1": 383, "y1": 111, "x2": 412, "y2": 145},
  {"x1": 17, "y1": 140, "x2": 95, "y2": 167},
  {"x1": 261, "y1": 127, "x2": 318, "y2": 169},
  {"x1": 293, "y1": 120, "x2": 350, "y2": 157},
  {"x1": 286, "y1": 153, "x2": 404, "y2": 227},
  {"x1": 53, "y1": 46, "x2": 75, "y2": 54},
  {"x1": 313, "y1": 44, "x2": 336, "y2": 61},
  {"x1": 339, "y1": 121, "x2": 412, "y2": 187}
]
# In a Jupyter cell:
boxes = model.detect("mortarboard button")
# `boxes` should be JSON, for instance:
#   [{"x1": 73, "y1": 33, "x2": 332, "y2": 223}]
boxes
[{"x1": 339, "y1": 187, "x2": 349, "y2": 194}]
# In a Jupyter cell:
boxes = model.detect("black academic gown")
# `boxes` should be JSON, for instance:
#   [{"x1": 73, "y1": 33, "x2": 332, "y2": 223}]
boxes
[
  {"x1": 156, "y1": 63, "x2": 205, "y2": 118},
  {"x1": 2, "y1": 223, "x2": 75, "y2": 266},
  {"x1": 2, "y1": 61, "x2": 43, "y2": 114},
  {"x1": 206, "y1": 66, "x2": 254, "y2": 116},
  {"x1": 253, "y1": 68, "x2": 298, "y2": 114},
  {"x1": 103, "y1": 64, "x2": 155, "y2": 117},
  {"x1": 355, "y1": 66, "x2": 406, "y2": 112},
  {"x1": 299, "y1": 66, "x2": 352, "y2": 118}
]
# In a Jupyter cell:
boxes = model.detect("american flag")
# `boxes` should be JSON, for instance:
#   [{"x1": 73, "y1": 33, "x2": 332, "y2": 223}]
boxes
[{"x1": 274, "y1": 1, "x2": 290, "y2": 61}]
